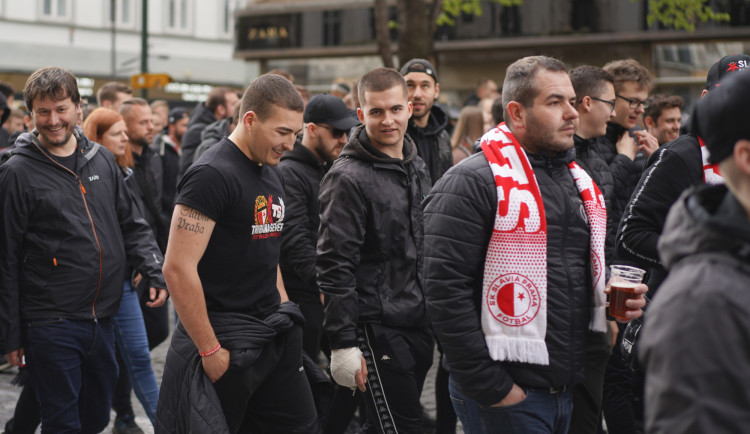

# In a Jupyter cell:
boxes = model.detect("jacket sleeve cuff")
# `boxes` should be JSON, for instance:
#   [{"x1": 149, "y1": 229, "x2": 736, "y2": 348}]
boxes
[{"x1": 327, "y1": 328, "x2": 358, "y2": 351}]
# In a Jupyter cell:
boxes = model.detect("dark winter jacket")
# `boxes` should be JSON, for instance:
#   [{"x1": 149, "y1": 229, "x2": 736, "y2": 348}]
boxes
[
  {"x1": 406, "y1": 104, "x2": 452, "y2": 183},
  {"x1": 616, "y1": 134, "x2": 703, "y2": 292},
  {"x1": 193, "y1": 118, "x2": 230, "y2": 164},
  {"x1": 279, "y1": 140, "x2": 328, "y2": 303},
  {"x1": 0, "y1": 128, "x2": 165, "y2": 354},
  {"x1": 131, "y1": 144, "x2": 168, "y2": 251},
  {"x1": 317, "y1": 125, "x2": 432, "y2": 349},
  {"x1": 152, "y1": 133, "x2": 180, "y2": 226},
  {"x1": 591, "y1": 122, "x2": 647, "y2": 225},
  {"x1": 178, "y1": 102, "x2": 217, "y2": 177},
  {"x1": 575, "y1": 134, "x2": 616, "y2": 266},
  {"x1": 640, "y1": 184, "x2": 750, "y2": 434},
  {"x1": 424, "y1": 148, "x2": 593, "y2": 407},
  {"x1": 156, "y1": 302, "x2": 307, "y2": 434}
]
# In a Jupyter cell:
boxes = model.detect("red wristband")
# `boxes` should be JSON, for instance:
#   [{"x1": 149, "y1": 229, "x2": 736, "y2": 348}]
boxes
[{"x1": 199, "y1": 343, "x2": 221, "y2": 358}]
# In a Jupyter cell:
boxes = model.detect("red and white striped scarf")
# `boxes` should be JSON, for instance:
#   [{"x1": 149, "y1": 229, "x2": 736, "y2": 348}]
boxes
[
  {"x1": 699, "y1": 136, "x2": 724, "y2": 185},
  {"x1": 480, "y1": 123, "x2": 608, "y2": 365}
]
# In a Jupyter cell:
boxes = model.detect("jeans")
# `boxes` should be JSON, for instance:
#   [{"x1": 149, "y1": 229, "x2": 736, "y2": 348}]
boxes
[
  {"x1": 449, "y1": 376, "x2": 573, "y2": 434},
  {"x1": 22, "y1": 317, "x2": 118, "y2": 434},
  {"x1": 112, "y1": 280, "x2": 160, "y2": 424}
]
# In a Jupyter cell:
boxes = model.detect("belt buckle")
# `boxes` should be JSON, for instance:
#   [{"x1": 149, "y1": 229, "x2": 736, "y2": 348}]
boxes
[{"x1": 549, "y1": 385, "x2": 567, "y2": 394}]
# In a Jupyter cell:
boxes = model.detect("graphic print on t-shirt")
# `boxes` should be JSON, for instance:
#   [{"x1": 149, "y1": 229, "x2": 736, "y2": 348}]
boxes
[{"x1": 252, "y1": 194, "x2": 285, "y2": 239}]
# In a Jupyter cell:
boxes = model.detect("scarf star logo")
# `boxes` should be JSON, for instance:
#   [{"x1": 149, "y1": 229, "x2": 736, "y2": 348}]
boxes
[{"x1": 727, "y1": 62, "x2": 740, "y2": 72}]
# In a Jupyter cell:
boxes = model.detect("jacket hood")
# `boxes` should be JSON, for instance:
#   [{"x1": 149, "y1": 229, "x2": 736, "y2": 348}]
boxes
[
  {"x1": 407, "y1": 103, "x2": 449, "y2": 137},
  {"x1": 188, "y1": 102, "x2": 217, "y2": 128},
  {"x1": 339, "y1": 124, "x2": 419, "y2": 165},
  {"x1": 13, "y1": 126, "x2": 97, "y2": 164},
  {"x1": 659, "y1": 184, "x2": 750, "y2": 269},
  {"x1": 200, "y1": 118, "x2": 230, "y2": 143},
  {"x1": 280, "y1": 139, "x2": 324, "y2": 168}
]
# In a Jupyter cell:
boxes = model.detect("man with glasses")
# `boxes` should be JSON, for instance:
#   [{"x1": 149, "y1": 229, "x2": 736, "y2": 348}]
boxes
[
  {"x1": 568, "y1": 65, "x2": 619, "y2": 434},
  {"x1": 278, "y1": 94, "x2": 359, "y2": 361}
]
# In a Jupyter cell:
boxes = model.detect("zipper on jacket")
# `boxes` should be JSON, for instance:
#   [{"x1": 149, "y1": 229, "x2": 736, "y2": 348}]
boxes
[{"x1": 32, "y1": 142, "x2": 104, "y2": 320}]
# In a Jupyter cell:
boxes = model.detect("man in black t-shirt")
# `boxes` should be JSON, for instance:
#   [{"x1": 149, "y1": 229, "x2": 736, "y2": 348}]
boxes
[{"x1": 158, "y1": 74, "x2": 319, "y2": 433}]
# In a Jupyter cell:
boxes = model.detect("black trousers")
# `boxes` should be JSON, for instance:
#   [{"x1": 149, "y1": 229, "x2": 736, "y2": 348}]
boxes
[
  {"x1": 358, "y1": 324, "x2": 434, "y2": 434},
  {"x1": 212, "y1": 325, "x2": 320, "y2": 434}
]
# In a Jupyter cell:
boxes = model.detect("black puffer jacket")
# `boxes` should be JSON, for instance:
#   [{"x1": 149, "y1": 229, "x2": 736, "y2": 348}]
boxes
[
  {"x1": 591, "y1": 122, "x2": 647, "y2": 224},
  {"x1": 640, "y1": 184, "x2": 750, "y2": 434},
  {"x1": 0, "y1": 128, "x2": 165, "y2": 354},
  {"x1": 279, "y1": 140, "x2": 328, "y2": 303},
  {"x1": 616, "y1": 134, "x2": 703, "y2": 292},
  {"x1": 424, "y1": 148, "x2": 592, "y2": 406},
  {"x1": 178, "y1": 102, "x2": 217, "y2": 177},
  {"x1": 406, "y1": 104, "x2": 452, "y2": 183},
  {"x1": 575, "y1": 134, "x2": 616, "y2": 266},
  {"x1": 317, "y1": 125, "x2": 432, "y2": 349}
]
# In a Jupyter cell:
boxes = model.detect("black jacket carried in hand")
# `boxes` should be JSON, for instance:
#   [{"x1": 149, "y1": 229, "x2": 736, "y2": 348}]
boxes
[
  {"x1": 317, "y1": 126, "x2": 432, "y2": 350},
  {"x1": 424, "y1": 148, "x2": 594, "y2": 407},
  {"x1": 279, "y1": 140, "x2": 328, "y2": 303},
  {"x1": 0, "y1": 128, "x2": 165, "y2": 354},
  {"x1": 640, "y1": 184, "x2": 750, "y2": 433}
]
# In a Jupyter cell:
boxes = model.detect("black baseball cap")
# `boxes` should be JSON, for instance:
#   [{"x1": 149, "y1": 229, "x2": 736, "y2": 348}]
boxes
[
  {"x1": 168, "y1": 107, "x2": 188, "y2": 124},
  {"x1": 693, "y1": 69, "x2": 750, "y2": 164},
  {"x1": 400, "y1": 58, "x2": 438, "y2": 84},
  {"x1": 303, "y1": 94, "x2": 359, "y2": 131},
  {"x1": 705, "y1": 54, "x2": 750, "y2": 90}
]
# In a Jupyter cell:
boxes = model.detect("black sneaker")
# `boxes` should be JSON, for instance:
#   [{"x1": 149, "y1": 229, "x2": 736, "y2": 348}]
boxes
[{"x1": 113, "y1": 413, "x2": 144, "y2": 434}]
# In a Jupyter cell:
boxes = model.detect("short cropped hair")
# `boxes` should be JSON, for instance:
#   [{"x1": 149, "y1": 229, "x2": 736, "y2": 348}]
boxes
[
  {"x1": 502, "y1": 56, "x2": 567, "y2": 121},
  {"x1": 119, "y1": 97, "x2": 149, "y2": 118},
  {"x1": 358, "y1": 68, "x2": 408, "y2": 106},
  {"x1": 24, "y1": 66, "x2": 81, "y2": 111},
  {"x1": 96, "y1": 81, "x2": 133, "y2": 106},
  {"x1": 240, "y1": 73, "x2": 304, "y2": 121},
  {"x1": 150, "y1": 99, "x2": 169, "y2": 111},
  {"x1": 206, "y1": 87, "x2": 237, "y2": 114},
  {"x1": 569, "y1": 65, "x2": 615, "y2": 104},
  {"x1": 602, "y1": 58, "x2": 653, "y2": 92},
  {"x1": 644, "y1": 94, "x2": 684, "y2": 121}
]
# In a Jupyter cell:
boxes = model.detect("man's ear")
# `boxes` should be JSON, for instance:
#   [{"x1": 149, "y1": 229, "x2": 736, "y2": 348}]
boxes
[
  {"x1": 242, "y1": 111, "x2": 256, "y2": 129},
  {"x1": 506, "y1": 101, "x2": 524, "y2": 129},
  {"x1": 216, "y1": 104, "x2": 227, "y2": 119},
  {"x1": 579, "y1": 96, "x2": 592, "y2": 114},
  {"x1": 644, "y1": 116, "x2": 655, "y2": 130},
  {"x1": 434, "y1": 82, "x2": 440, "y2": 100},
  {"x1": 735, "y1": 139, "x2": 750, "y2": 177},
  {"x1": 357, "y1": 107, "x2": 365, "y2": 124}
]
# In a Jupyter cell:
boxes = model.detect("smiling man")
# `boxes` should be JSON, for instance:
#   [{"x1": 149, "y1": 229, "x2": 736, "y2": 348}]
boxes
[
  {"x1": 400, "y1": 58, "x2": 452, "y2": 183},
  {"x1": 317, "y1": 67, "x2": 434, "y2": 433},
  {"x1": 644, "y1": 94, "x2": 684, "y2": 146},
  {"x1": 157, "y1": 74, "x2": 319, "y2": 433},
  {"x1": 423, "y1": 56, "x2": 646, "y2": 433},
  {"x1": 0, "y1": 66, "x2": 166, "y2": 433}
]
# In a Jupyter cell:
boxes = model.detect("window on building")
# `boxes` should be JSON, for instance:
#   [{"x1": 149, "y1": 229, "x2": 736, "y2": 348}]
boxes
[
  {"x1": 40, "y1": 0, "x2": 72, "y2": 21},
  {"x1": 166, "y1": 0, "x2": 192, "y2": 34},
  {"x1": 220, "y1": 0, "x2": 241, "y2": 38},
  {"x1": 107, "y1": 0, "x2": 137, "y2": 29}
]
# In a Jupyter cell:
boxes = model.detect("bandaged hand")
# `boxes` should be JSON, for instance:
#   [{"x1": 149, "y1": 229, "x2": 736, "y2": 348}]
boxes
[{"x1": 330, "y1": 347, "x2": 366, "y2": 391}]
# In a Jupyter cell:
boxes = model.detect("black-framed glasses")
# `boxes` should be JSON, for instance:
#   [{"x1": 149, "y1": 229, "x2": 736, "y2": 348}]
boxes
[
  {"x1": 315, "y1": 124, "x2": 347, "y2": 139},
  {"x1": 616, "y1": 94, "x2": 646, "y2": 109},
  {"x1": 591, "y1": 96, "x2": 616, "y2": 113}
]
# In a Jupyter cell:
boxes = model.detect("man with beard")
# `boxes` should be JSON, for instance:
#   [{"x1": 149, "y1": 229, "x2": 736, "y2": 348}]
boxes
[
  {"x1": 279, "y1": 94, "x2": 359, "y2": 361},
  {"x1": 423, "y1": 56, "x2": 646, "y2": 433},
  {"x1": 0, "y1": 66, "x2": 166, "y2": 433},
  {"x1": 154, "y1": 107, "x2": 189, "y2": 226},
  {"x1": 400, "y1": 58, "x2": 453, "y2": 183}
]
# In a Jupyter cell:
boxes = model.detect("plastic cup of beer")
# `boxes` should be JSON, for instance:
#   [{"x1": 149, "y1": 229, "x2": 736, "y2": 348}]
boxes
[{"x1": 608, "y1": 265, "x2": 646, "y2": 320}]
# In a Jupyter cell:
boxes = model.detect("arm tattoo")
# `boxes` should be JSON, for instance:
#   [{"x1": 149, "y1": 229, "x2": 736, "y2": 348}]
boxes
[{"x1": 176, "y1": 207, "x2": 208, "y2": 234}]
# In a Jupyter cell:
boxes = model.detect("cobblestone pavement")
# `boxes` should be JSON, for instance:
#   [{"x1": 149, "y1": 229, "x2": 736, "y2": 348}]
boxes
[{"x1": 0, "y1": 304, "x2": 463, "y2": 433}]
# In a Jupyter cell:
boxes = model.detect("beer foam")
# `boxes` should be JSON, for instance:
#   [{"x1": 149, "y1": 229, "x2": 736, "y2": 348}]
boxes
[{"x1": 612, "y1": 281, "x2": 639, "y2": 289}]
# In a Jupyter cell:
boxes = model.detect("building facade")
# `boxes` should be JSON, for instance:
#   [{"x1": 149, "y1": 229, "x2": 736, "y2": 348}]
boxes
[{"x1": 0, "y1": 0, "x2": 258, "y2": 105}]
